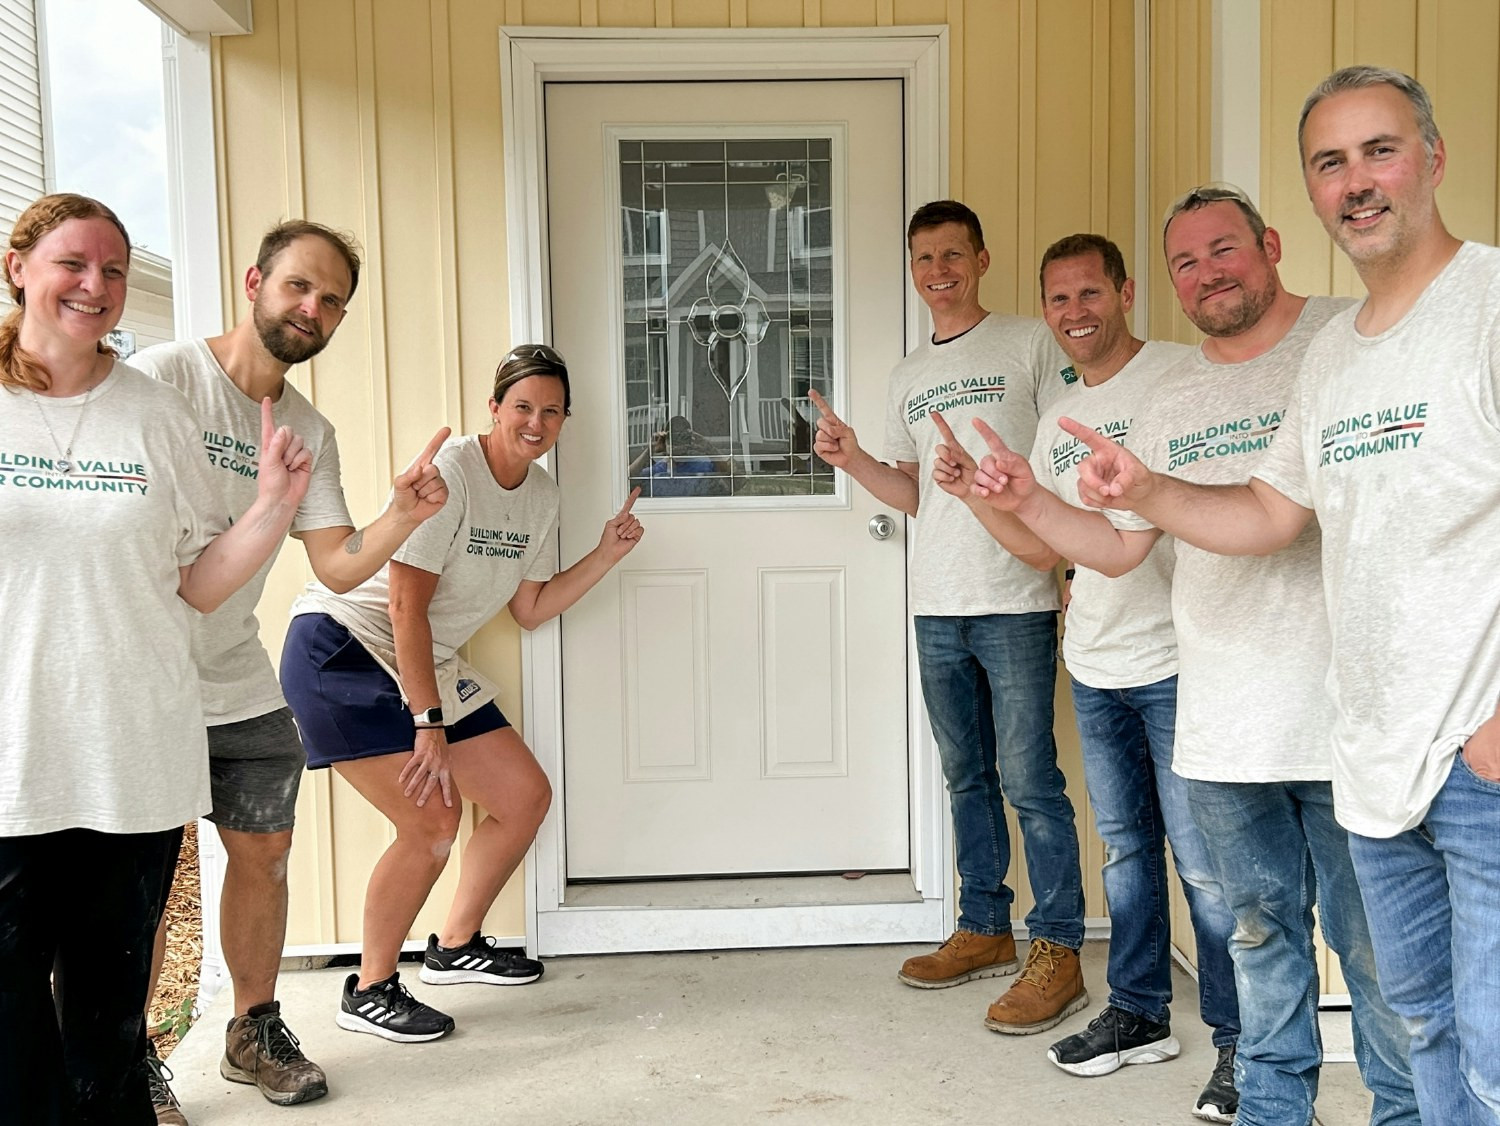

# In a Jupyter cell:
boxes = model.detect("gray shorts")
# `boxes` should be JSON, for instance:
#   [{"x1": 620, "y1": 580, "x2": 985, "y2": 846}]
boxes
[{"x1": 205, "y1": 707, "x2": 306, "y2": 834}]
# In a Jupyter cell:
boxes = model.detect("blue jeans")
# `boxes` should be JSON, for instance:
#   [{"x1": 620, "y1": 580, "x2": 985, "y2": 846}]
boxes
[
  {"x1": 1348, "y1": 753, "x2": 1500, "y2": 1125},
  {"x1": 1188, "y1": 779, "x2": 1418, "y2": 1126},
  {"x1": 913, "y1": 612, "x2": 1083, "y2": 947},
  {"x1": 1071, "y1": 675, "x2": 1238, "y2": 1044}
]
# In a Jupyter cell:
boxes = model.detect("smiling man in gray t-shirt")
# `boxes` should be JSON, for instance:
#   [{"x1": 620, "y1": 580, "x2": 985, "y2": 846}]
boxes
[
  {"x1": 961, "y1": 189, "x2": 1415, "y2": 1125},
  {"x1": 1067, "y1": 70, "x2": 1500, "y2": 1124},
  {"x1": 130, "y1": 221, "x2": 447, "y2": 1115},
  {"x1": 812, "y1": 200, "x2": 1086, "y2": 1038}
]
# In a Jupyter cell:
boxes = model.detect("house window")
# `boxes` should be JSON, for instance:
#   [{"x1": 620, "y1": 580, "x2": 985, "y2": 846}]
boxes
[{"x1": 619, "y1": 137, "x2": 836, "y2": 501}]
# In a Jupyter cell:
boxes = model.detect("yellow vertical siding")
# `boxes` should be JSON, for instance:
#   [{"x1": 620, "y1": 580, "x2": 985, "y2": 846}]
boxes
[{"x1": 217, "y1": 0, "x2": 1136, "y2": 949}]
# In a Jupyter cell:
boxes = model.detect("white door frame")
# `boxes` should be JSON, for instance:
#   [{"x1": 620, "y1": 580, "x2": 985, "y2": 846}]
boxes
[{"x1": 500, "y1": 25, "x2": 953, "y2": 955}]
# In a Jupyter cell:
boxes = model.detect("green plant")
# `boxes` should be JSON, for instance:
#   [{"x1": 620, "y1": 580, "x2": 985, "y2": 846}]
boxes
[{"x1": 154, "y1": 995, "x2": 196, "y2": 1040}]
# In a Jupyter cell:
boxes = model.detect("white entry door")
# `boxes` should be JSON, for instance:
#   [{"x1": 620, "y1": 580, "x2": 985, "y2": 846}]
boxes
[{"x1": 546, "y1": 80, "x2": 909, "y2": 879}]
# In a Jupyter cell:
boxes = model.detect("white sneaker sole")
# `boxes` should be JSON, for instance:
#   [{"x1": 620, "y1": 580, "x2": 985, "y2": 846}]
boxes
[
  {"x1": 419, "y1": 965, "x2": 542, "y2": 986},
  {"x1": 1192, "y1": 1100, "x2": 1235, "y2": 1123},
  {"x1": 335, "y1": 1010, "x2": 452, "y2": 1043},
  {"x1": 1046, "y1": 1034, "x2": 1182, "y2": 1077}
]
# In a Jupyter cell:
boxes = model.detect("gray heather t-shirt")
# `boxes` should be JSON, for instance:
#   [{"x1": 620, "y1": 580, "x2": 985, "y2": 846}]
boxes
[
  {"x1": 1032, "y1": 341, "x2": 1190, "y2": 690},
  {"x1": 1109, "y1": 298, "x2": 1354, "y2": 782},
  {"x1": 1255, "y1": 243, "x2": 1500, "y2": 836},
  {"x1": 292, "y1": 436, "x2": 558, "y2": 713},
  {"x1": 0, "y1": 363, "x2": 228, "y2": 835},
  {"x1": 131, "y1": 339, "x2": 352, "y2": 724},
  {"x1": 884, "y1": 313, "x2": 1071, "y2": 616}
]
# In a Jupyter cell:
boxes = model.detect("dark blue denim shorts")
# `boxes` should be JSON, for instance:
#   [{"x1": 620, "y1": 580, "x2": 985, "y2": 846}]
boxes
[{"x1": 280, "y1": 613, "x2": 509, "y2": 769}]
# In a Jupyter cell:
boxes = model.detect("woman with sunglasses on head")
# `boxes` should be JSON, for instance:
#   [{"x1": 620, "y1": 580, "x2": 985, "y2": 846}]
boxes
[
  {"x1": 281, "y1": 344, "x2": 643, "y2": 1041},
  {"x1": 0, "y1": 193, "x2": 312, "y2": 1124}
]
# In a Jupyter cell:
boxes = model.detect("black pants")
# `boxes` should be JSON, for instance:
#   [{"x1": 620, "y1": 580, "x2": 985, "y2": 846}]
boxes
[{"x1": 0, "y1": 825, "x2": 182, "y2": 1126}]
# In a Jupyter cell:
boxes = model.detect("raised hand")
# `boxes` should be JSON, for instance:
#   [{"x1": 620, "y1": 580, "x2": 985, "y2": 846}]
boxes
[
  {"x1": 599, "y1": 487, "x2": 644, "y2": 562},
  {"x1": 808, "y1": 389, "x2": 862, "y2": 468},
  {"x1": 1058, "y1": 416, "x2": 1154, "y2": 510},
  {"x1": 969, "y1": 418, "x2": 1040, "y2": 512},
  {"x1": 930, "y1": 411, "x2": 979, "y2": 500},
  {"x1": 392, "y1": 427, "x2": 452, "y2": 525},
  {"x1": 255, "y1": 396, "x2": 313, "y2": 511}
]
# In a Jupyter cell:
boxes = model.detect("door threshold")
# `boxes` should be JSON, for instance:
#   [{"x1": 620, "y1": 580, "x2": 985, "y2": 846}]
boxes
[
  {"x1": 537, "y1": 874, "x2": 943, "y2": 956},
  {"x1": 563, "y1": 872, "x2": 920, "y2": 911}
]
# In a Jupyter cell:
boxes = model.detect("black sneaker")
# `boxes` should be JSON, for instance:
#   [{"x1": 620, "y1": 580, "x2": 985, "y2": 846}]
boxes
[
  {"x1": 419, "y1": 931, "x2": 544, "y2": 986},
  {"x1": 1194, "y1": 1042, "x2": 1239, "y2": 1123},
  {"x1": 1046, "y1": 1004, "x2": 1181, "y2": 1077},
  {"x1": 336, "y1": 972, "x2": 455, "y2": 1043},
  {"x1": 144, "y1": 1040, "x2": 189, "y2": 1125}
]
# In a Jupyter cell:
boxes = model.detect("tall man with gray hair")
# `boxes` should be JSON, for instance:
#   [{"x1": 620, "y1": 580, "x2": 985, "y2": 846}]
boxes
[
  {"x1": 1060, "y1": 67, "x2": 1500, "y2": 1123},
  {"x1": 955, "y1": 188, "x2": 1416, "y2": 1125}
]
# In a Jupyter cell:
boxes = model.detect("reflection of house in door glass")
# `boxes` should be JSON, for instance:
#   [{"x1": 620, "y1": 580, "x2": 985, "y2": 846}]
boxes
[{"x1": 620, "y1": 138, "x2": 837, "y2": 499}]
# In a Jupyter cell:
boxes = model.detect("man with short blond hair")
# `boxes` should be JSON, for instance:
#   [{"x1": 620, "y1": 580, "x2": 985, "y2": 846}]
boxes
[{"x1": 811, "y1": 200, "x2": 1087, "y2": 1036}]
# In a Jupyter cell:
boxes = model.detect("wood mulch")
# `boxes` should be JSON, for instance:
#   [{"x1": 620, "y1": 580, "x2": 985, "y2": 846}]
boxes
[{"x1": 149, "y1": 820, "x2": 203, "y2": 1058}]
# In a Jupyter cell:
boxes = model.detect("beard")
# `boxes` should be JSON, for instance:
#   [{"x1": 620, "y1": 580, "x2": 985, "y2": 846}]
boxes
[
  {"x1": 1186, "y1": 277, "x2": 1277, "y2": 339},
  {"x1": 253, "y1": 299, "x2": 329, "y2": 365}
]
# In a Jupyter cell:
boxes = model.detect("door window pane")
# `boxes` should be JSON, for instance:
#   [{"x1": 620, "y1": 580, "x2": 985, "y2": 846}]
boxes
[{"x1": 620, "y1": 137, "x2": 836, "y2": 501}]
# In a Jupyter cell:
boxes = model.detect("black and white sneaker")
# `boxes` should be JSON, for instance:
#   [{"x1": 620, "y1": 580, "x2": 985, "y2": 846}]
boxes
[
  {"x1": 1046, "y1": 1004, "x2": 1181, "y2": 1077},
  {"x1": 336, "y1": 972, "x2": 455, "y2": 1043},
  {"x1": 1194, "y1": 1042, "x2": 1239, "y2": 1123},
  {"x1": 419, "y1": 931, "x2": 544, "y2": 986}
]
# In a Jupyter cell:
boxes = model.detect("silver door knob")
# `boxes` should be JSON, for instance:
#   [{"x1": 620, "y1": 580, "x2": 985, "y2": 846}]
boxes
[{"x1": 868, "y1": 513, "x2": 896, "y2": 541}]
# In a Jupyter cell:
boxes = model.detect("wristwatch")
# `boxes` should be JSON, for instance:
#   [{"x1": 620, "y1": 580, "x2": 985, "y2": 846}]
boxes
[{"x1": 411, "y1": 705, "x2": 445, "y2": 729}]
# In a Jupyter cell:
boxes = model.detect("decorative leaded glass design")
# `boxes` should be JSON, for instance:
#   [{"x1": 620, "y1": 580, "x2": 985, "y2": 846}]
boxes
[{"x1": 620, "y1": 137, "x2": 836, "y2": 500}]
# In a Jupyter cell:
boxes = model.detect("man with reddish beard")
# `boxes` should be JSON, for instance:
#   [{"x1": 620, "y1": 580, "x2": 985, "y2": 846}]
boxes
[
  {"x1": 1063, "y1": 67, "x2": 1500, "y2": 1123},
  {"x1": 130, "y1": 221, "x2": 449, "y2": 1122},
  {"x1": 956, "y1": 191, "x2": 1416, "y2": 1125}
]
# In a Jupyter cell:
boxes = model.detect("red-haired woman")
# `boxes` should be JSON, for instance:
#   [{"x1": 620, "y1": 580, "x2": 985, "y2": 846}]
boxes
[{"x1": 0, "y1": 194, "x2": 312, "y2": 1125}]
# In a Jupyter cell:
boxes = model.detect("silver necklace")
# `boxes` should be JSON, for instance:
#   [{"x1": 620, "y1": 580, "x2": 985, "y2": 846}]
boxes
[{"x1": 29, "y1": 380, "x2": 99, "y2": 475}]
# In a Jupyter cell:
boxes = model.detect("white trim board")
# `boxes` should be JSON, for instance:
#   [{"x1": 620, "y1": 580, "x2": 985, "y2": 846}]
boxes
[{"x1": 500, "y1": 25, "x2": 951, "y2": 957}]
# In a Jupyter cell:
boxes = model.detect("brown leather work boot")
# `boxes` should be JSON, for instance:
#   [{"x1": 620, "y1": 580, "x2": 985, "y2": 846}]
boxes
[
  {"x1": 984, "y1": 937, "x2": 1089, "y2": 1034},
  {"x1": 898, "y1": 929, "x2": 1019, "y2": 989},
  {"x1": 221, "y1": 1001, "x2": 329, "y2": 1106}
]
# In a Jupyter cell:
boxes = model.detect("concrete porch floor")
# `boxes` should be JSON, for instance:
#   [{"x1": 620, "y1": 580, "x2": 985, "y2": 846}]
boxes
[{"x1": 165, "y1": 941, "x2": 1373, "y2": 1125}]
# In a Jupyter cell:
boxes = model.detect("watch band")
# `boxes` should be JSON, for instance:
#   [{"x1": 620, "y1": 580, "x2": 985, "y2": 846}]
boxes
[{"x1": 411, "y1": 705, "x2": 444, "y2": 727}]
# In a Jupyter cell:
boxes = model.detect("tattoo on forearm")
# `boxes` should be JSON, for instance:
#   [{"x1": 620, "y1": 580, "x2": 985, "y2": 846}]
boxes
[{"x1": 344, "y1": 530, "x2": 365, "y2": 556}]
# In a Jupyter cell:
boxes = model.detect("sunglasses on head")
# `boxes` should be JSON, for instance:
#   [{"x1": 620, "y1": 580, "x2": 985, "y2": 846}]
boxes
[
  {"x1": 501, "y1": 343, "x2": 568, "y2": 370},
  {"x1": 1161, "y1": 182, "x2": 1260, "y2": 232}
]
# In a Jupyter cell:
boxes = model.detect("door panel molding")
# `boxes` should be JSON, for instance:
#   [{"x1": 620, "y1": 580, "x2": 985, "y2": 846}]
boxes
[{"x1": 500, "y1": 26, "x2": 950, "y2": 956}]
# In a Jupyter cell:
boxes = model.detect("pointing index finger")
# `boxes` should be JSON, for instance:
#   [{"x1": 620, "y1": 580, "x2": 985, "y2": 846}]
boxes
[
  {"x1": 930, "y1": 410, "x2": 959, "y2": 448},
  {"x1": 970, "y1": 417, "x2": 1011, "y2": 456},
  {"x1": 807, "y1": 389, "x2": 840, "y2": 423},
  {"x1": 417, "y1": 426, "x2": 451, "y2": 465},
  {"x1": 1057, "y1": 416, "x2": 1112, "y2": 453},
  {"x1": 617, "y1": 486, "x2": 641, "y2": 517},
  {"x1": 259, "y1": 397, "x2": 275, "y2": 453}
]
